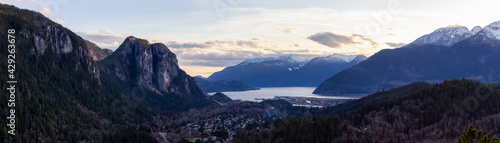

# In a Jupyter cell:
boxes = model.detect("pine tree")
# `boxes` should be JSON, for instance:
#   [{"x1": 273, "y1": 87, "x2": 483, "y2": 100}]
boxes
[{"x1": 457, "y1": 125, "x2": 500, "y2": 143}]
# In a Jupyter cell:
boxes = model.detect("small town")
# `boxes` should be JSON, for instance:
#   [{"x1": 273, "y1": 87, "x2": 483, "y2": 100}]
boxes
[{"x1": 273, "y1": 96, "x2": 354, "y2": 108}]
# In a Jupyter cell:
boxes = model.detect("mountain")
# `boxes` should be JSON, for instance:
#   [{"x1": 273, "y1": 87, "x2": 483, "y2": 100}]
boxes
[
  {"x1": 291, "y1": 54, "x2": 367, "y2": 86},
  {"x1": 207, "y1": 54, "x2": 366, "y2": 87},
  {"x1": 207, "y1": 55, "x2": 309, "y2": 87},
  {"x1": 0, "y1": 4, "x2": 210, "y2": 142},
  {"x1": 85, "y1": 40, "x2": 112, "y2": 61},
  {"x1": 195, "y1": 77, "x2": 259, "y2": 92},
  {"x1": 245, "y1": 79, "x2": 500, "y2": 142},
  {"x1": 209, "y1": 92, "x2": 233, "y2": 104},
  {"x1": 314, "y1": 22, "x2": 500, "y2": 95},
  {"x1": 402, "y1": 26, "x2": 473, "y2": 48},
  {"x1": 98, "y1": 36, "x2": 208, "y2": 97}
]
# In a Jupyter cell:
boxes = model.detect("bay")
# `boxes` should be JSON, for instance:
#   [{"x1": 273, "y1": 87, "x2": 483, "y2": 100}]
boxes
[{"x1": 209, "y1": 87, "x2": 360, "y2": 102}]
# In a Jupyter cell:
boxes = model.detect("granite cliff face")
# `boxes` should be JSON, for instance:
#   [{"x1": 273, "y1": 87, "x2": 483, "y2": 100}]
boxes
[
  {"x1": 27, "y1": 23, "x2": 101, "y2": 80},
  {"x1": 99, "y1": 36, "x2": 207, "y2": 97}
]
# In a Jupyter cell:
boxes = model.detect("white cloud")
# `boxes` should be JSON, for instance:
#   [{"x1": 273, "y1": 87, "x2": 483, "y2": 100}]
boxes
[{"x1": 276, "y1": 27, "x2": 299, "y2": 34}]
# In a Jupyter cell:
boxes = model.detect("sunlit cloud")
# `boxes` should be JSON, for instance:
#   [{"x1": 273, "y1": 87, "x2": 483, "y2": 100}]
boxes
[
  {"x1": 276, "y1": 27, "x2": 299, "y2": 34},
  {"x1": 447, "y1": 21, "x2": 463, "y2": 27},
  {"x1": 165, "y1": 38, "x2": 329, "y2": 68}
]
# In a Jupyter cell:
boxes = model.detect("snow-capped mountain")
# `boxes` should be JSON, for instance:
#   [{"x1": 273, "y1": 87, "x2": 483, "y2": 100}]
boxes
[
  {"x1": 237, "y1": 55, "x2": 309, "y2": 70},
  {"x1": 472, "y1": 21, "x2": 500, "y2": 41},
  {"x1": 472, "y1": 26, "x2": 482, "y2": 34},
  {"x1": 207, "y1": 54, "x2": 366, "y2": 87},
  {"x1": 309, "y1": 54, "x2": 363, "y2": 63},
  {"x1": 403, "y1": 26, "x2": 473, "y2": 48},
  {"x1": 315, "y1": 20, "x2": 500, "y2": 95},
  {"x1": 239, "y1": 55, "x2": 308, "y2": 66}
]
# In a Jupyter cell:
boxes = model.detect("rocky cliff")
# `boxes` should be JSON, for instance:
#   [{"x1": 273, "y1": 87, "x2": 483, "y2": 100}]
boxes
[
  {"x1": 29, "y1": 24, "x2": 101, "y2": 80},
  {"x1": 99, "y1": 36, "x2": 208, "y2": 97}
]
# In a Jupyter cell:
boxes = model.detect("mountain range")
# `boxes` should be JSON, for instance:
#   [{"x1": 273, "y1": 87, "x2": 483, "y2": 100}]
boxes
[
  {"x1": 207, "y1": 54, "x2": 367, "y2": 87},
  {"x1": 314, "y1": 21, "x2": 500, "y2": 95}
]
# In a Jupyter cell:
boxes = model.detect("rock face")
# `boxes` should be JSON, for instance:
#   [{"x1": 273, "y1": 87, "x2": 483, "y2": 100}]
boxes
[
  {"x1": 99, "y1": 36, "x2": 207, "y2": 97},
  {"x1": 28, "y1": 24, "x2": 101, "y2": 80}
]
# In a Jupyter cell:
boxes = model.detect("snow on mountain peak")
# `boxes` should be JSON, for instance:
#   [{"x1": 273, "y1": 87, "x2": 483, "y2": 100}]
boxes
[
  {"x1": 472, "y1": 26, "x2": 482, "y2": 34},
  {"x1": 282, "y1": 55, "x2": 308, "y2": 63},
  {"x1": 312, "y1": 54, "x2": 364, "y2": 63},
  {"x1": 480, "y1": 21, "x2": 500, "y2": 40},
  {"x1": 238, "y1": 55, "x2": 307, "y2": 66},
  {"x1": 404, "y1": 26, "x2": 473, "y2": 48}
]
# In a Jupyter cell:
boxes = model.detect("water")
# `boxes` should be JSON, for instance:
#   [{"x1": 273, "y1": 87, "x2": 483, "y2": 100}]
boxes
[{"x1": 208, "y1": 87, "x2": 360, "y2": 101}]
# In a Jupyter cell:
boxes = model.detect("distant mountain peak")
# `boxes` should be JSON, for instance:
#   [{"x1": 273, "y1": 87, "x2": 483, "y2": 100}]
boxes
[
  {"x1": 472, "y1": 26, "x2": 482, "y2": 34},
  {"x1": 238, "y1": 55, "x2": 308, "y2": 66},
  {"x1": 403, "y1": 26, "x2": 473, "y2": 48},
  {"x1": 478, "y1": 21, "x2": 500, "y2": 40},
  {"x1": 311, "y1": 54, "x2": 365, "y2": 63}
]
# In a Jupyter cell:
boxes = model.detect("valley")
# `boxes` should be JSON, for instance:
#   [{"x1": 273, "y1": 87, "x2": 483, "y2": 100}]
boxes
[{"x1": 2, "y1": 2, "x2": 500, "y2": 143}]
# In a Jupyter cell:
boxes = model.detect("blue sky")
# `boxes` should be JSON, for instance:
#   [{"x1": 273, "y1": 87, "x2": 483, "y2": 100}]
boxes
[{"x1": 2, "y1": 0, "x2": 500, "y2": 76}]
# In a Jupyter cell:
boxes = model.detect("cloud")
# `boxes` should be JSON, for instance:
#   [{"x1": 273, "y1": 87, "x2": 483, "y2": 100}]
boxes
[
  {"x1": 276, "y1": 27, "x2": 299, "y2": 34},
  {"x1": 386, "y1": 42, "x2": 406, "y2": 48},
  {"x1": 53, "y1": 19, "x2": 66, "y2": 24},
  {"x1": 165, "y1": 38, "x2": 327, "y2": 67},
  {"x1": 167, "y1": 41, "x2": 212, "y2": 49},
  {"x1": 352, "y1": 34, "x2": 379, "y2": 48},
  {"x1": 291, "y1": 44, "x2": 301, "y2": 47},
  {"x1": 307, "y1": 32, "x2": 355, "y2": 48},
  {"x1": 308, "y1": 32, "x2": 379, "y2": 48},
  {"x1": 447, "y1": 21, "x2": 463, "y2": 27},
  {"x1": 76, "y1": 30, "x2": 127, "y2": 50}
]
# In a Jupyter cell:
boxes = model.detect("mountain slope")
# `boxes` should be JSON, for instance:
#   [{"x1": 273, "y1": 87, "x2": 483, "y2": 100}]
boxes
[
  {"x1": 208, "y1": 55, "x2": 309, "y2": 87},
  {"x1": 292, "y1": 54, "x2": 367, "y2": 86},
  {"x1": 315, "y1": 22, "x2": 500, "y2": 95},
  {"x1": 0, "y1": 4, "x2": 121, "y2": 142},
  {"x1": 402, "y1": 26, "x2": 473, "y2": 48}
]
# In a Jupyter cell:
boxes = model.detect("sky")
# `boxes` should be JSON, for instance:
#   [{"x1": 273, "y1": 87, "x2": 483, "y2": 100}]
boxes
[{"x1": 1, "y1": 0, "x2": 500, "y2": 77}]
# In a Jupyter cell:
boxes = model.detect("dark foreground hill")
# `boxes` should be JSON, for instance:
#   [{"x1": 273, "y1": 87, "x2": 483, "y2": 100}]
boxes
[{"x1": 239, "y1": 79, "x2": 500, "y2": 142}]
